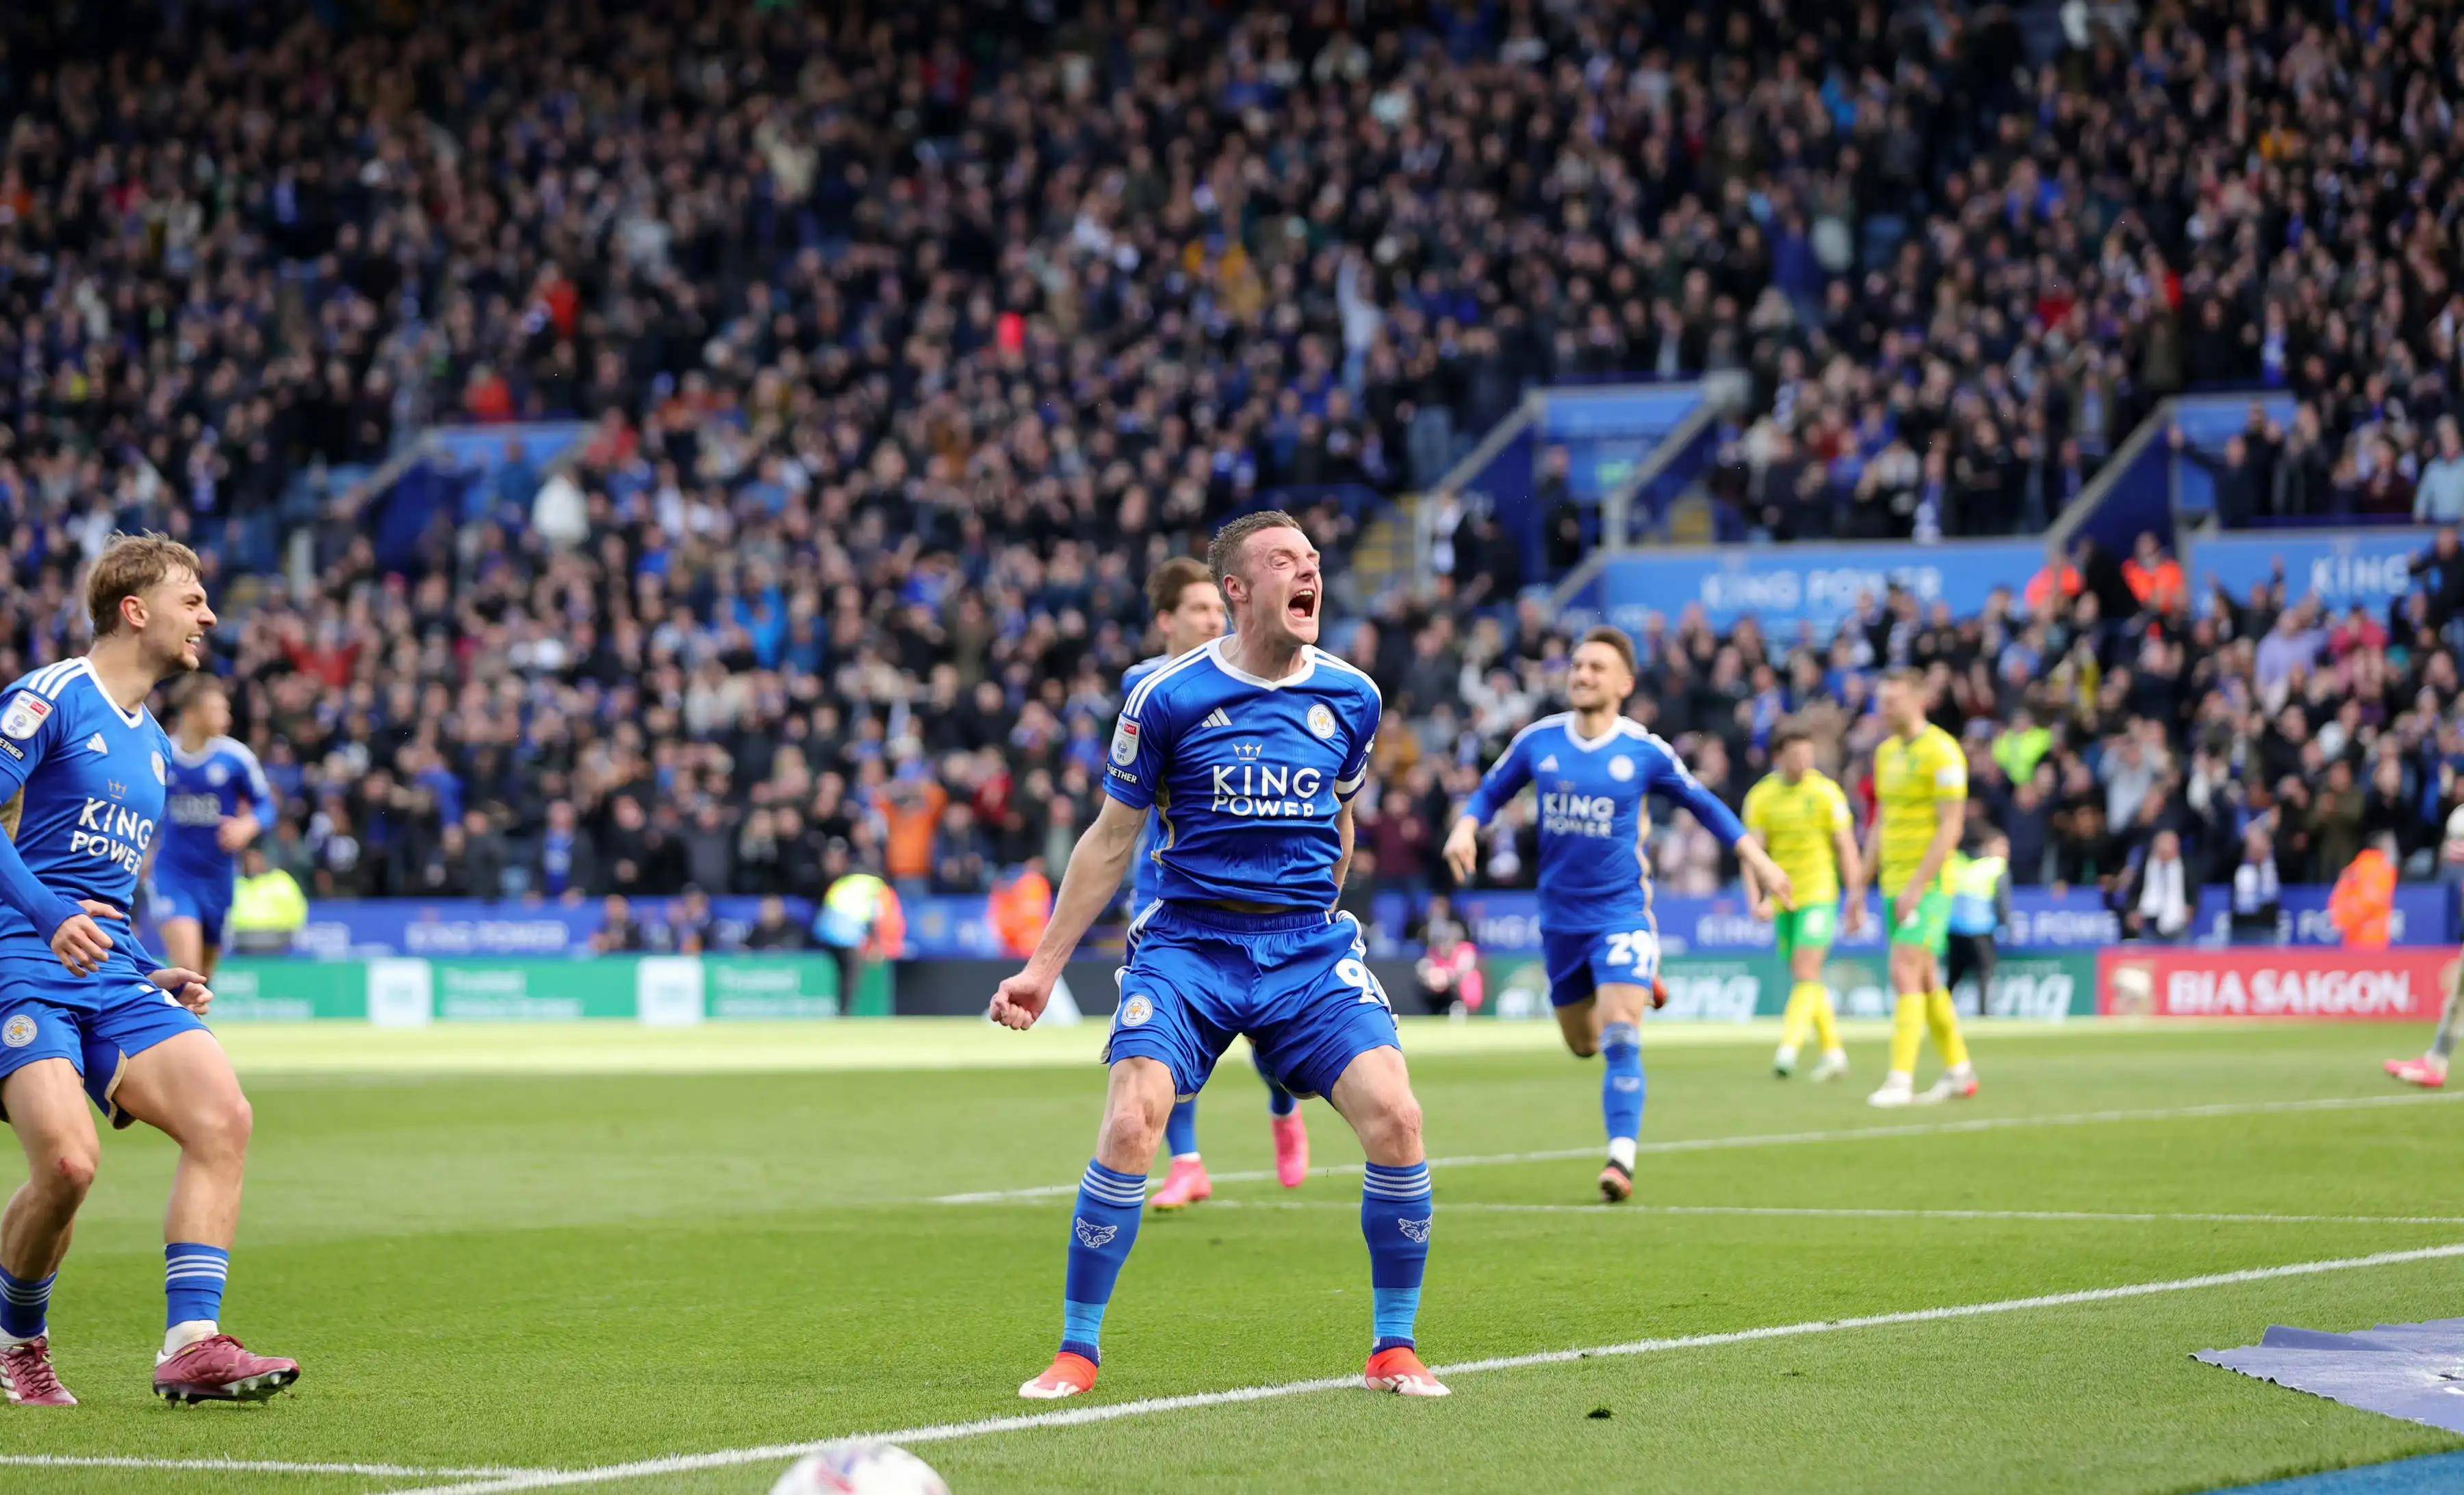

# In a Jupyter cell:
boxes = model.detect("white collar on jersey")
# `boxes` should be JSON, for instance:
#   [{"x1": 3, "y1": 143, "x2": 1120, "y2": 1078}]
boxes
[
  {"x1": 1559, "y1": 712, "x2": 1638, "y2": 753},
  {"x1": 69, "y1": 659, "x2": 146, "y2": 730},
  {"x1": 1206, "y1": 637, "x2": 1318, "y2": 690}
]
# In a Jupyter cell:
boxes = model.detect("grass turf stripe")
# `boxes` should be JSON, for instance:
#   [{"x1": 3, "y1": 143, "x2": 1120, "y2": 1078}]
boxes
[
  {"x1": 932, "y1": 1090, "x2": 2464, "y2": 1203},
  {"x1": 381, "y1": 1241, "x2": 2464, "y2": 1495}
]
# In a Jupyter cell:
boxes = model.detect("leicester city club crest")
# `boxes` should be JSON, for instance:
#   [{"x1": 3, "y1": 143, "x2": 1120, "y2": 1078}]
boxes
[
  {"x1": 1306, "y1": 703, "x2": 1337, "y2": 739},
  {"x1": 1118, "y1": 993, "x2": 1153, "y2": 1027},
  {"x1": 153, "y1": 751, "x2": 168, "y2": 785},
  {"x1": 1608, "y1": 755, "x2": 1634, "y2": 782},
  {"x1": 2, "y1": 1014, "x2": 35, "y2": 1049}
]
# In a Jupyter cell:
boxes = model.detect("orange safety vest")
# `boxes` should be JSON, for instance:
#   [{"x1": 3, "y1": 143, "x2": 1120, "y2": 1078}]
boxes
[
  {"x1": 988, "y1": 871, "x2": 1053, "y2": 960},
  {"x1": 2327, "y1": 849, "x2": 2396, "y2": 949}
]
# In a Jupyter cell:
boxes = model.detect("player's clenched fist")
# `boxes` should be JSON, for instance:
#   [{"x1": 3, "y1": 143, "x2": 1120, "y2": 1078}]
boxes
[
  {"x1": 151, "y1": 966, "x2": 214, "y2": 1015},
  {"x1": 989, "y1": 970, "x2": 1053, "y2": 1030}
]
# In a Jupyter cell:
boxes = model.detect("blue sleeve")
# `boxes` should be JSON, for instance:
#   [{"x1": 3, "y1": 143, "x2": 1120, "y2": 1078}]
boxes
[
  {"x1": 1102, "y1": 682, "x2": 1172, "y2": 813},
  {"x1": 0, "y1": 691, "x2": 86, "y2": 940},
  {"x1": 1334, "y1": 685, "x2": 1381, "y2": 803},
  {"x1": 1463, "y1": 732, "x2": 1532, "y2": 826},
  {"x1": 1650, "y1": 745, "x2": 1748, "y2": 846},
  {"x1": 235, "y1": 745, "x2": 277, "y2": 826}
]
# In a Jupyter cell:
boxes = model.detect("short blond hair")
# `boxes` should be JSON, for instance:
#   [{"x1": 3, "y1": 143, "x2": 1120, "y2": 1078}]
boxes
[{"x1": 87, "y1": 533, "x2": 203, "y2": 637}]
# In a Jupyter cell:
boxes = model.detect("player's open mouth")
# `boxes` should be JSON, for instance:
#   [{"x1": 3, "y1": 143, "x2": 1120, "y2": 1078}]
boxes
[{"x1": 1287, "y1": 589, "x2": 1317, "y2": 624}]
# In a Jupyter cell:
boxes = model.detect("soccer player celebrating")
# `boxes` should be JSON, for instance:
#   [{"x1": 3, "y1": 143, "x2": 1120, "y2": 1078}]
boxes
[
  {"x1": 153, "y1": 675, "x2": 277, "y2": 982},
  {"x1": 1864, "y1": 671, "x2": 1979, "y2": 1108},
  {"x1": 1441, "y1": 628, "x2": 1793, "y2": 1203},
  {"x1": 1743, "y1": 722, "x2": 1864, "y2": 1082},
  {"x1": 0, "y1": 536, "x2": 299, "y2": 1407},
  {"x1": 994, "y1": 512, "x2": 1446, "y2": 1401},
  {"x1": 1121, "y1": 557, "x2": 1311, "y2": 1211}
]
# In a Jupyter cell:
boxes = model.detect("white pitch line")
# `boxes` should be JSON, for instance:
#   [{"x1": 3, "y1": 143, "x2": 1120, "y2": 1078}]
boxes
[
  {"x1": 931, "y1": 1090, "x2": 2464, "y2": 1203},
  {"x1": 1189, "y1": 1199, "x2": 2464, "y2": 1227},
  {"x1": 383, "y1": 1241, "x2": 2464, "y2": 1495},
  {"x1": 0, "y1": 1458, "x2": 544, "y2": 1487}
]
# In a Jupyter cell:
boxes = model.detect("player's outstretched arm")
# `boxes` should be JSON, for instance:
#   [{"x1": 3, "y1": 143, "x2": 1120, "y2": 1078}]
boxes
[
  {"x1": 1441, "y1": 815, "x2": 1481, "y2": 884},
  {"x1": 989, "y1": 795, "x2": 1145, "y2": 1030}
]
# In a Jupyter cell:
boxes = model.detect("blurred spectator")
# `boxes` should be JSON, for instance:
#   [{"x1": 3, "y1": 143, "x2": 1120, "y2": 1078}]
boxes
[
  {"x1": 741, "y1": 895, "x2": 812, "y2": 952},
  {"x1": 2229, "y1": 830, "x2": 2284, "y2": 945},
  {"x1": 2119, "y1": 830, "x2": 2196, "y2": 945},
  {"x1": 2329, "y1": 834, "x2": 2401, "y2": 949}
]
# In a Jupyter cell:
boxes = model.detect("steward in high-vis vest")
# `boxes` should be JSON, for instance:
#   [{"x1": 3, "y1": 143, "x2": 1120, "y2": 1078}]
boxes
[{"x1": 1945, "y1": 834, "x2": 2011, "y2": 1014}]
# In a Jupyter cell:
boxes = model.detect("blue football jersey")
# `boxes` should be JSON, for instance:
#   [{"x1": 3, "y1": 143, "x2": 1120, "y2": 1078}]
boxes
[
  {"x1": 1462, "y1": 713, "x2": 1747, "y2": 932},
  {"x1": 1103, "y1": 639, "x2": 1380, "y2": 912},
  {"x1": 0, "y1": 659, "x2": 175, "y2": 993},
  {"x1": 158, "y1": 734, "x2": 277, "y2": 887},
  {"x1": 1119, "y1": 651, "x2": 1175, "y2": 912}
]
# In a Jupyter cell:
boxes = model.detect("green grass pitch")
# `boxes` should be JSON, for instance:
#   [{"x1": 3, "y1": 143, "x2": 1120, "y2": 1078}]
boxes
[{"x1": 3, "y1": 1017, "x2": 2461, "y2": 1493}]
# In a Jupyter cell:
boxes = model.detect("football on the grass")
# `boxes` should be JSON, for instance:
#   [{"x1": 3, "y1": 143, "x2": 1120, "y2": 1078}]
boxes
[{"x1": 771, "y1": 1444, "x2": 951, "y2": 1494}]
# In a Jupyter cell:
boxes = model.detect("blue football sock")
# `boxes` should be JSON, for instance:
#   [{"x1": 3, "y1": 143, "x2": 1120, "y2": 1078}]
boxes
[
  {"x1": 1164, "y1": 1099, "x2": 1200, "y2": 1158},
  {"x1": 1060, "y1": 1161, "x2": 1146, "y2": 1362},
  {"x1": 0, "y1": 1265, "x2": 55, "y2": 1340},
  {"x1": 1253, "y1": 1047, "x2": 1298, "y2": 1117},
  {"x1": 164, "y1": 1244, "x2": 229, "y2": 1329},
  {"x1": 1361, "y1": 1162, "x2": 1433, "y2": 1352},
  {"x1": 1602, "y1": 1021, "x2": 1645, "y2": 1153}
]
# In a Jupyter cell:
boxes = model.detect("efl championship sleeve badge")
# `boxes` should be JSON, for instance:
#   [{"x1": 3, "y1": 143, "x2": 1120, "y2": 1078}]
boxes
[
  {"x1": 1, "y1": 695, "x2": 49, "y2": 741},
  {"x1": 1110, "y1": 718, "x2": 1140, "y2": 767}
]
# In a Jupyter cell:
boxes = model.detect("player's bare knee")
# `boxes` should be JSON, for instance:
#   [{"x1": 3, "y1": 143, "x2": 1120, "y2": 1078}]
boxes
[
  {"x1": 184, "y1": 1093, "x2": 254, "y2": 1165},
  {"x1": 1357, "y1": 1090, "x2": 1423, "y2": 1162},
  {"x1": 1563, "y1": 1034, "x2": 1597, "y2": 1059},
  {"x1": 43, "y1": 1147, "x2": 98, "y2": 1201}
]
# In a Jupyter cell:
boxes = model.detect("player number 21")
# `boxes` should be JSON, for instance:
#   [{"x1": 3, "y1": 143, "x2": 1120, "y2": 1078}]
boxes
[
  {"x1": 1604, "y1": 932, "x2": 1647, "y2": 967},
  {"x1": 1337, "y1": 958, "x2": 1391, "y2": 1010}
]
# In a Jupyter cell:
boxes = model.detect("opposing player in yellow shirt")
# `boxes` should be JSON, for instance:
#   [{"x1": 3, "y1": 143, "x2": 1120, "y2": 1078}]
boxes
[
  {"x1": 1743, "y1": 722, "x2": 1865, "y2": 1082},
  {"x1": 1865, "y1": 672, "x2": 1978, "y2": 1107}
]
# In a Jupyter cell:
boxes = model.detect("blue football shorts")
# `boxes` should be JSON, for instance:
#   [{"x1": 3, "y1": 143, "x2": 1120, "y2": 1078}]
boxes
[
  {"x1": 153, "y1": 870, "x2": 235, "y2": 946},
  {"x1": 0, "y1": 951, "x2": 209, "y2": 1129},
  {"x1": 1541, "y1": 922, "x2": 1663, "y2": 1009},
  {"x1": 1108, "y1": 903, "x2": 1400, "y2": 1101}
]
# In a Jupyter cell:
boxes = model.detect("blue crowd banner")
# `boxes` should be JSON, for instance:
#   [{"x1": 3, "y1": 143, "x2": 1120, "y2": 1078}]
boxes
[
  {"x1": 2190, "y1": 528, "x2": 2441, "y2": 615},
  {"x1": 1594, "y1": 539, "x2": 2049, "y2": 635},
  {"x1": 1452, "y1": 885, "x2": 2454, "y2": 955},
  {"x1": 189, "y1": 881, "x2": 2459, "y2": 964}
]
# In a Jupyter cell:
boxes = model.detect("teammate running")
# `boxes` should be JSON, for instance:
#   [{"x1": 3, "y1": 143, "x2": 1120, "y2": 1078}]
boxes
[
  {"x1": 994, "y1": 511, "x2": 1447, "y2": 1401},
  {"x1": 1743, "y1": 722, "x2": 1862, "y2": 1082},
  {"x1": 0, "y1": 535, "x2": 300, "y2": 1407},
  {"x1": 153, "y1": 676, "x2": 276, "y2": 982},
  {"x1": 1122, "y1": 557, "x2": 1309, "y2": 1212},
  {"x1": 1442, "y1": 627, "x2": 1793, "y2": 1203},
  {"x1": 1865, "y1": 671, "x2": 1979, "y2": 1108}
]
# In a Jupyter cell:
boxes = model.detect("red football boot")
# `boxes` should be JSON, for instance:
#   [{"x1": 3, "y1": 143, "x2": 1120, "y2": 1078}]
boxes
[
  {"x1": 153, "y1": 1334, "x2": 300, "y2": 1403},
  {"x1": 1018, "y1": 1351, "x2": 1099, "y2": 1401},
  {"x1": 1, "y1": 1338, "x2": 75, "y2": 1407},
  {"x1": 1364, "y1": 1345, "x2": 1449, "y2": 1397},
  {"x1": 1271, "y1": 1112, "x2": 1310, "y2": 1189}
]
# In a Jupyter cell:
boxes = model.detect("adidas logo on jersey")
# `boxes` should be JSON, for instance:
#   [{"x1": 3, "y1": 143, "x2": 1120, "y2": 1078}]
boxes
[
  {"x1": 1537, "y1": 755, "x2": 1559, "y2": 772},
  {"x1": 86, "y1": 733, "x2": 108, "y2": 754},
  {"x1": 1200, "y1": 707, "x2": 1233, "y2": 730}
]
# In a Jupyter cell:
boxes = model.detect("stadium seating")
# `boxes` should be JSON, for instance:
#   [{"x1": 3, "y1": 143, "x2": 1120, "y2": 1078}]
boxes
[{"x1": 0, "y1": 0, "x2": 2457, "y2": 951}]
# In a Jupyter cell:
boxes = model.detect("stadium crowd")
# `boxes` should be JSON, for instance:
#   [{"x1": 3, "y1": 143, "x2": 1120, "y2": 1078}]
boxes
[{"x1": 0, "y1": 0, "x2": 2458, "y2": 930}]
